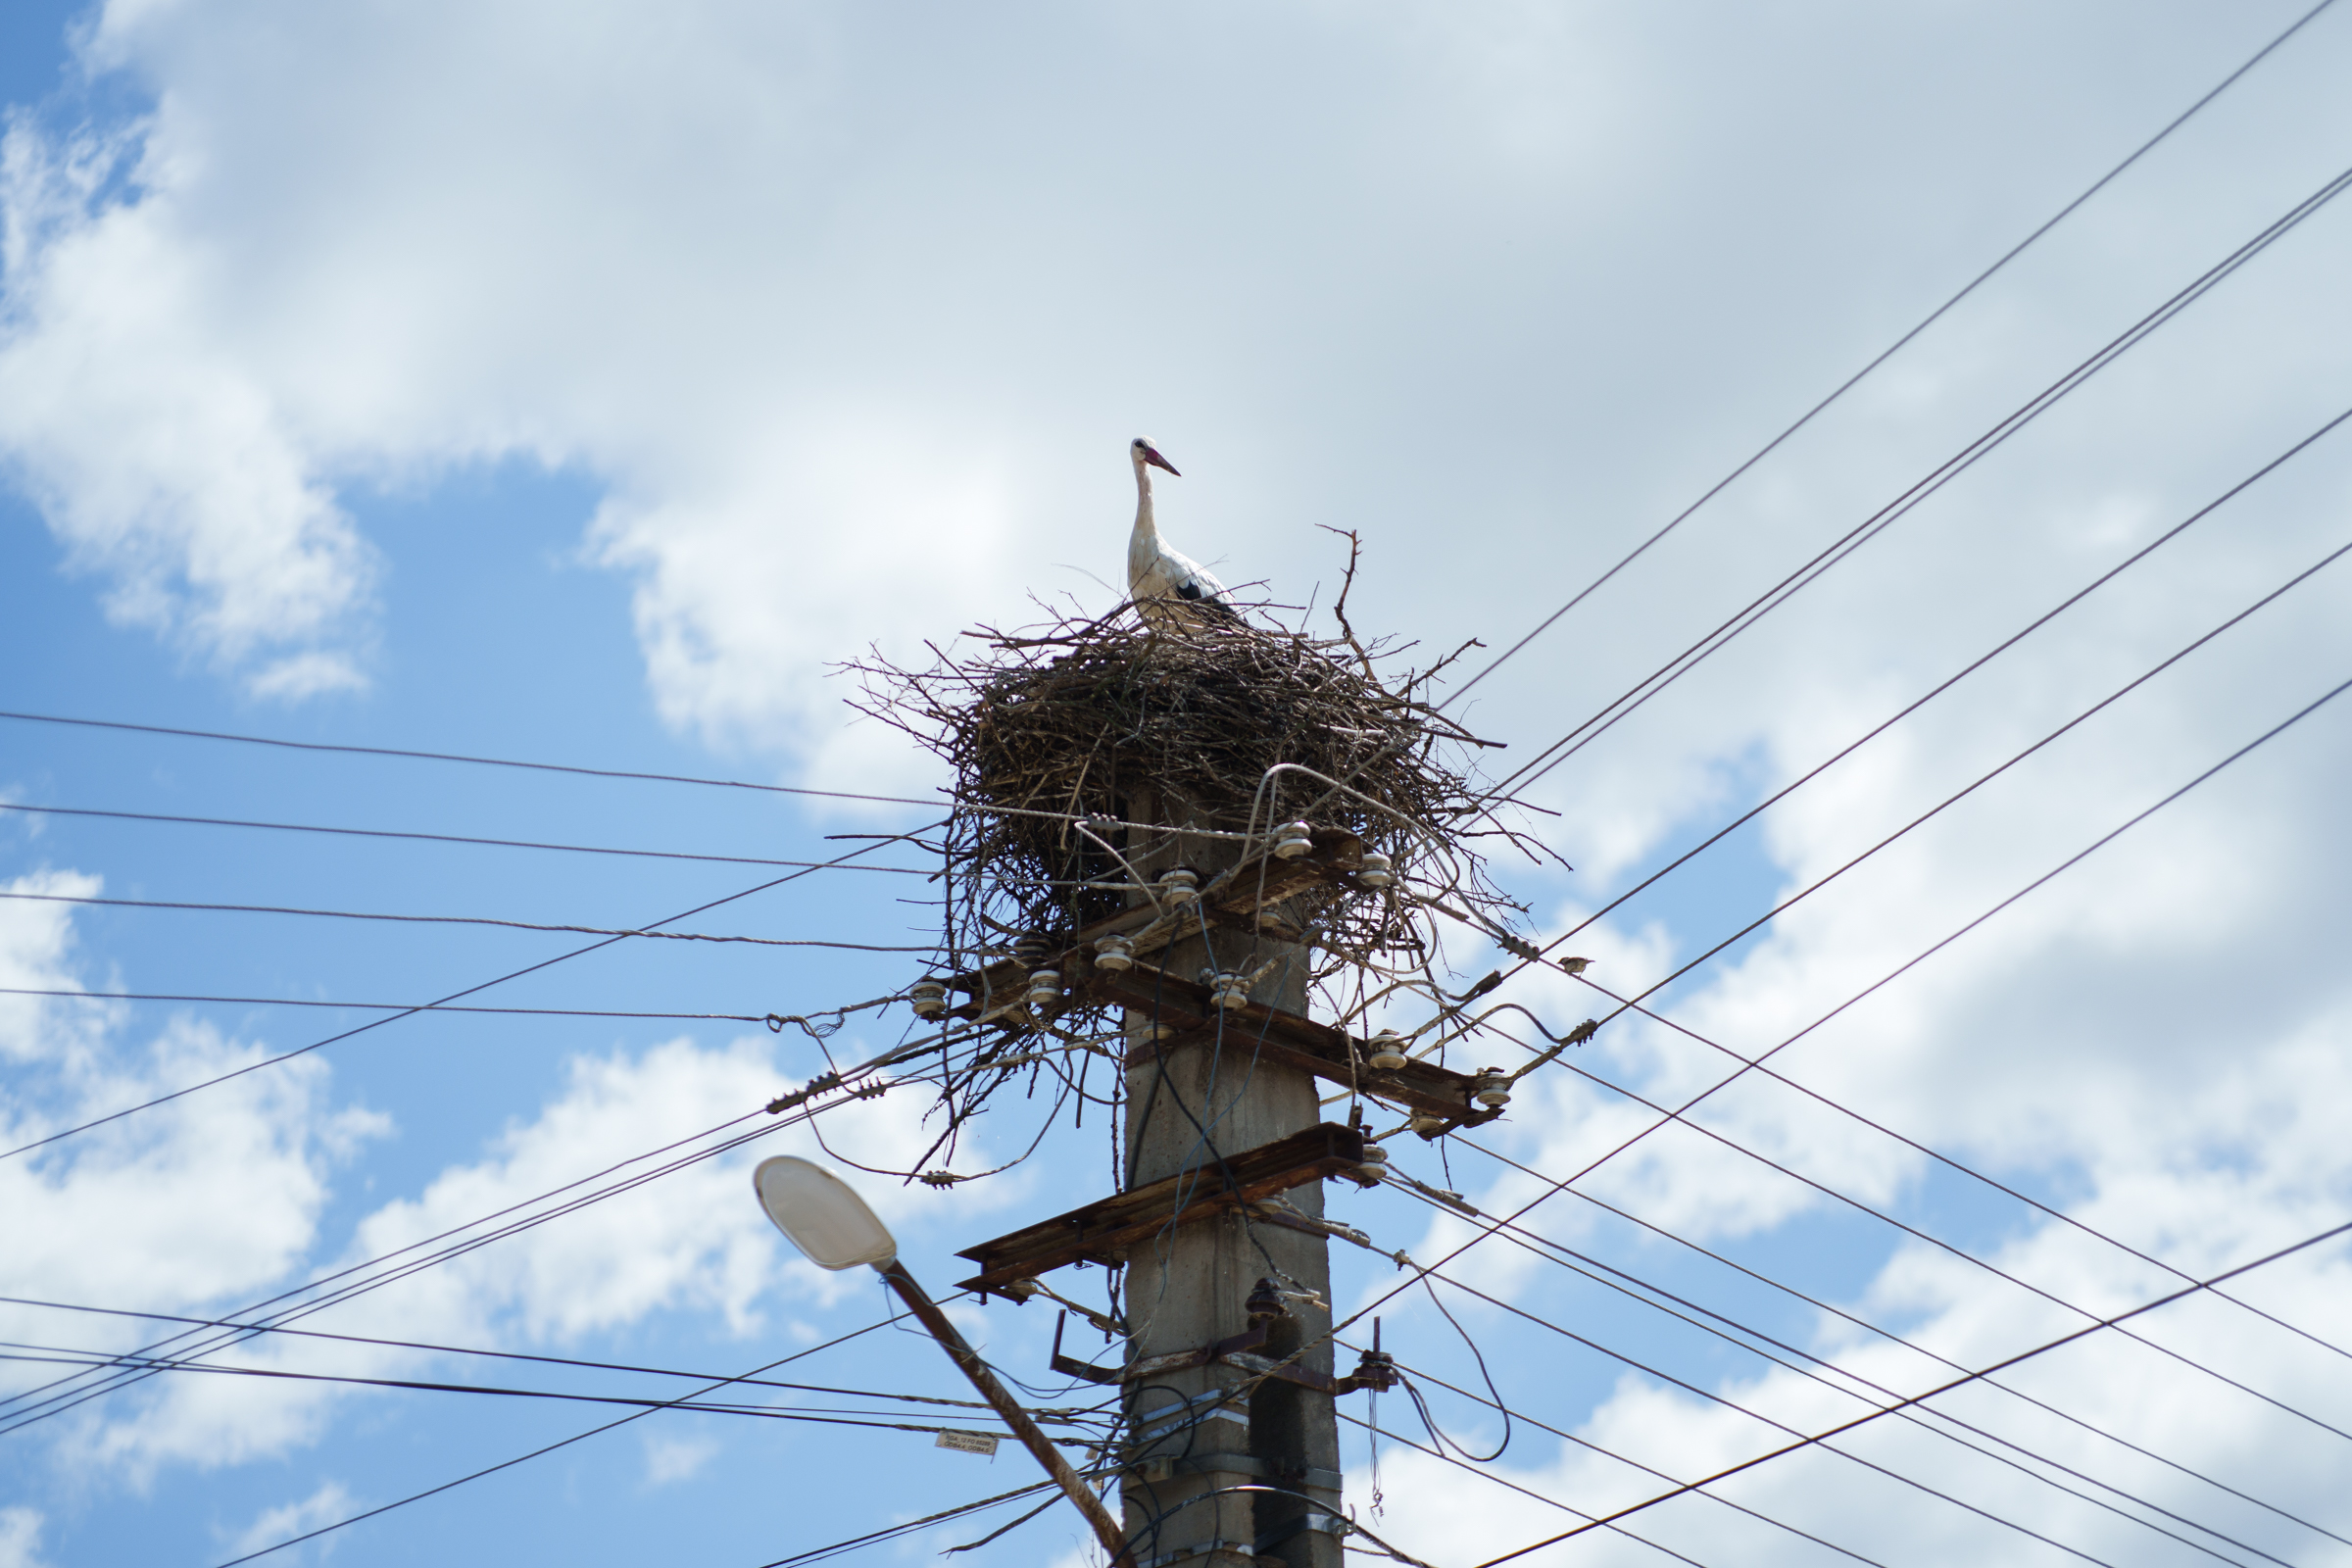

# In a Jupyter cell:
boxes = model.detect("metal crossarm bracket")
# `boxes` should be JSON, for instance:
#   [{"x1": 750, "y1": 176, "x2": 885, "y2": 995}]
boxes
[
  {"x1": 956, "y1": 1123, "x2": 1368, "y2": 1297},
  {"x1": 937, "y1": 827, "x2": 1365, "y2": 1018},
  {"x1": 1099, "y1": 966, "x2": 1500, "y2": 1136}
]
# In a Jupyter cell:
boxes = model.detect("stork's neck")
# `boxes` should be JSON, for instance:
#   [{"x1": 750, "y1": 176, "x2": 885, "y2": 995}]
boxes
[{"x1": 1131, "y1": 460, "x2": 1161, "y2": 543}]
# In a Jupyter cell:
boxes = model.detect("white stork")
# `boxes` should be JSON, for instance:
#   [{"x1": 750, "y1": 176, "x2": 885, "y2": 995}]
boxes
[{"x1": 1126, "y1": 437, "x2": 1240, "y2": 625}]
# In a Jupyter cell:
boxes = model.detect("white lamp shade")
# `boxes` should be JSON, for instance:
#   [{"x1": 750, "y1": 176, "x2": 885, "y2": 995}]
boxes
[{"x1": 753, "y1": 1155, "x2": 899, "y2": 1270}]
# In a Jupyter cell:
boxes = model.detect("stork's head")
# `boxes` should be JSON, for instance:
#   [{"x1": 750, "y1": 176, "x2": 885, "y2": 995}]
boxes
[{"x1": 1131, "y1": 437, "x2": 1180, "y2": 477}]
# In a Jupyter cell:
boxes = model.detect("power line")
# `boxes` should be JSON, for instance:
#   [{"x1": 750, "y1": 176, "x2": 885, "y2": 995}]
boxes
[
  {"x1": 1566, "y1": 526, "x2": 2352, "y2": 1036},
  {"x1": 1469, "y1": 1215, "x2": 2352, "y2": 1567},
  {"x1": 1442, "y1": 0, "x2": 2343, "y2": 711},
  {"x1": 1378, "y1": 1180, "x2": 2293, "y2": 1567},
  {"x1": 0, "y1": 1295, "x2": 1021, "y2": 1414},
  {"x1": 0, "y1": 1099, "x2": 811, "y2": 1433},
  {"x1": 1514, "y1": 400, "x2": 2352, "y2": 977},
  {"x1": 0, "y1": 709, "x2": 1249, "y2": 835},
  {"x1": 1389, "y1": 1256, "x2": 2143, "y2": 1568},
  {"x1": 203, "y1": 1304, "x2": 968, "y2": 1568},
  {"x1": 1331, "y1": 1403, "x2": 1812, "y2": 1568},
  {"x1": 0, "y1": 1042, "x2": 967, "y2": 1440},
  {"x1": 0, "y1": 1347, "x2": 1088, "y2": 1437},
  {"x1": 0, "y1": 889, "x2": 937, "y2": 952},
  {"x1": 1487, "y1": 1001, "x2": 2352, "y2": 1445},
  {"x1": 1453, "y1": 1136, "x2": 2350, "y2": 1549},
  {"x1": 745, "y1": 1480, "x2": 1060, "y2": 1568},
  {"x1": 0, "y1": 833, "x2": 922, "y2": 1163},
  {"x1": 1433, "y1": 519, "x2": 2352, "y2": 1099},
  {"x1": 1480, "y1": 157, "x2": 2352, "y2": 803},
  {"x1": 1504, "y1": 662, "x2": 2352, "y2": 1368},
  {"x1": 0, "y1": 709, "x2": 939, "y2": 808},
  {"x1": 0, "y1": 1077, "x2": 866, "y2": 1430},
  {"x1": 0, "y1": 801, "x2": 935, "y2": 874},
  {"x1": 0, "y1": 987, "x2": 782, "y2": 1024}
]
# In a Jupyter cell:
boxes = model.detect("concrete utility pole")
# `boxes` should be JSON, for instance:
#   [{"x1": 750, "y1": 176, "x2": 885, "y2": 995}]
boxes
[{"x1": 1120, "y1": 789, "x2": 1343, "y2": 1568}]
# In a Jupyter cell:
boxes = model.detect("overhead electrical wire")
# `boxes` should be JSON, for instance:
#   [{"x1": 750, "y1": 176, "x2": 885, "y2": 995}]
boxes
[
  {"x1": 1513, "y1": 400, "x2": 2352, "y2": 976},
  {"x1": 1474, "y1": 999, "x2": 2352, "y2": 1447},
  {"x1": 201, "y1": 1303, "x2": 974, "y2": 1568},
  {"x1": 0, "y1": 708, "x2": 941, "y2": 808},
  {"x1": 0, "y1": 888, "x2": 939, "y2": 952},
  {"x1": 1504, "y1": 664, "x2": 2352, "y2": 1366},
  {"x1": 0, "y1": 801, "x2": 937, "y2": 874},
  {"x1": 1452, "y1": 1137, "x2": 2350, "y2": 1550},
  {"x1": 0, "y1": 1090, "x2": 1093, "y2": 1568},
  {"x1": 1358, "y1": 1348, "x2": 2188, "y2": 1568},
  {"x1": 744, "y1": 1480, "x2": 1059, "y2": 1568},
  {"x1": 1562, "y1": 958, "x2": 2352, "y2": 1373},
  {"x1": 1407, "y1": 543, "x2": 2352, "y2": 1379},
  {"x1": 1330, "y1": 1404, "x2": 1798, "y2": 1568},
  {"x1": 1558, "y1": 526, "x2": 2352, "y2": 1043},
  {"x1": 1427, "y1": 522, "x2": 2352, "y2": 1225},
  {"x1": 0, "y1": 708, "x2": 1250, "y2": 837},
  {"x1": 0, "y1": 987, "x2": 786, "y2": 1024},
  {"x1": 1377, "y1": 1178, "x2": 2294, "y2": 1566},
  {"x1": 1442, "y1": 0, "x2": 2345, "y2": 715},
  {"x1": 0, "y1": 1107, "x2": 823, "y2": 1434},
  {"x1": 1373, "y1": 1256, "x2": 2146, "y2": 1568},
  {"x1": 0, "y1": 1347, "x2": 1078, "y2": 1438},
  {"x1": 0, "y1": 1084, "x2": 856, "y2": 1430},
  {"x1": 1388, "y1": 485, "x2": 2352, "y2": 1385},
  {"x1": 1478, "y1": 156, "x2": 2352, "y2": 805},
  {"x1": 0, "y1": 1295, "x2": 1045, "y2": 1416},
  {"x1": 1467, "y1": 1216, "x2": 2352, "y2": 1568},
  {"x1": 0, "y1": 832, "x2": 927, "y2": 1163}
]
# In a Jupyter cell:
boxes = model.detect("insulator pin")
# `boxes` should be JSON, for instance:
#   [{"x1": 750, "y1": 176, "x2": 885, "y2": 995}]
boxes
[
  {"x1": 1364, "y1": 1031, "x2": 1407, "y2": 1072},
  {"x1": 1355, "y1": 851, "x2": 1394, "y2": 889},
  {"x1": 1093, "y1": 934, "x2": 1135, "y2": 971},
  {"x1": 907, "y1": 979, "x2": 949, "y2": 1019},
  {"x1": 1206, "y1": 970, "x2": 1250, "y2": 1010},
  {"x1": 1157, "y1": 867, "x2": 1200, "y2": 907},
  {"x1": 1024, "y1": 969, "x2": 1062, "y2": 1011},
  {"x1": 1473, "y1": 1067, "x2": 1511, "y2": 1108},
  {"x1": 1348, "y1": 1344, "x2": 1398, "y2": 1393},
  {"x1": 1271, "y1": 820, "x2": 1314, "y2": 860}
]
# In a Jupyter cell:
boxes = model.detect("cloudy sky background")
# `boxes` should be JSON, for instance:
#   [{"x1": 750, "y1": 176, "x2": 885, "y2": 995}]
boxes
[{"x1": 5, "y1": 1, "x2": 2352, "y2": 1564}]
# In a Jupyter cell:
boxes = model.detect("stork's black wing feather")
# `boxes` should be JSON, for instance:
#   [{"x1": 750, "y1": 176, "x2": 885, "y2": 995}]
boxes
[{"x1": 1175, "y1": 579, "x2": 1243, "y2": 623}]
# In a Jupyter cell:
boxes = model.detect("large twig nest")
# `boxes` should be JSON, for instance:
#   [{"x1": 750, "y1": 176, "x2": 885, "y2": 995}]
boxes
[{"x1": 844, "y1": 598, "x2": 1522, "y2": 966}]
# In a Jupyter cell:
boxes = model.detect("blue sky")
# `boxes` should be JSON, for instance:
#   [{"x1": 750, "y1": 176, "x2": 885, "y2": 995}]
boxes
[{"x1": 5, "y1": 4, "x2": 2352, "y2": 1567}]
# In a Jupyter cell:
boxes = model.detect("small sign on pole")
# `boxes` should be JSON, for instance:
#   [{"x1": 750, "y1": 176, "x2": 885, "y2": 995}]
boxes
[{"x1": 935, "y1": 1429, "x2": 1002, "y2": 1457}]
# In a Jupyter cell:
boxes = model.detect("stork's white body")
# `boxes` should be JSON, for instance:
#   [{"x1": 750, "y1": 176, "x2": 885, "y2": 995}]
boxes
[{"x1": 1125, "y1": 439, "x2": 1236, "y2": 625}]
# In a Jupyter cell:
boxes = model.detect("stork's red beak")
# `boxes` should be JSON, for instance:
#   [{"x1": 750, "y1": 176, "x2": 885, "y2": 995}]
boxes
[{"x1": 1142, "y1": 446, "x2": 1180, "y2": 476}]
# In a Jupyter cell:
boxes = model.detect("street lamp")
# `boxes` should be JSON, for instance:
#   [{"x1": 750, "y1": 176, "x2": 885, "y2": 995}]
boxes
[{"x1": 752, "y1": 1156, "x2": 1133, "y2": 1566}]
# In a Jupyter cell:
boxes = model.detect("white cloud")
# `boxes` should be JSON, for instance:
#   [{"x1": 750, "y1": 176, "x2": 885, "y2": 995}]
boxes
[
  {"x1": 0, "y1": 877, "x2": 1016, "y2": 1478},
  {"x1": 0, "y1": 870, "x2": 382, "y2": 1316},
  {"x1": 0, "y1": 118, "x2": 376, "y2": 698},
  {"x1": 225, "y1": 1480, "x2": 350, "y2": 1562},
  {"x1": 0, "y1": 1508, "x2": 48, "y2": 1568},
  {"x1": 642, "y1": 1431, "x2": 718, "y2": 1487},
  {"x1": 52, "y1": 1018, "x2": 1025, "y2": 1476},
  {"x1": 7, "y1": 2, "x2": 2352, "y2": 1560},
  {"x1": 0, "y1": 876, "x2": 387, "y2": 1482}
]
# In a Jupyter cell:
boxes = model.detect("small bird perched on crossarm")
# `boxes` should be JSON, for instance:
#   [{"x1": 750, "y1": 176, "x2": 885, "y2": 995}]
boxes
[{"x1": 1126, "y1": 437, "x2": 1240, "y2": 626}]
